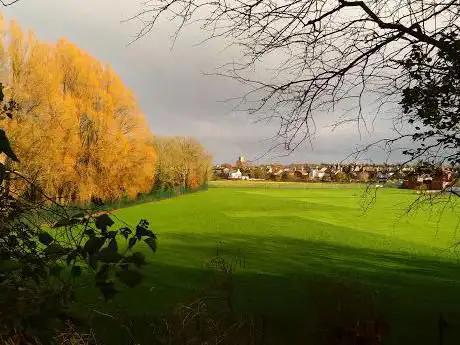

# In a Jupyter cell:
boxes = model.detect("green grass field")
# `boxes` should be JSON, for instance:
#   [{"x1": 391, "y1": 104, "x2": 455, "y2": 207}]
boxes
[{"x1": 85, "y1": 183, "x2": 460, "y2": 344}]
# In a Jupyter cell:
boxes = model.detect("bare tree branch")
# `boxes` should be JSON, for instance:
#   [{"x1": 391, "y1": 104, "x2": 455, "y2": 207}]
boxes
[
  {"x1": 132, "y1": 1, "x2": 458, "y2": 150},
  {"x1": 0, "y1": 0, "x2": 21, "y2": 6}
]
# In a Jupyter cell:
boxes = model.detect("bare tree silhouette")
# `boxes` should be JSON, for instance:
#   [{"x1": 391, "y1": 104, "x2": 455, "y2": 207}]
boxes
[{"x1": 131, "y1": 0, "x2": 459, "y2": 165}]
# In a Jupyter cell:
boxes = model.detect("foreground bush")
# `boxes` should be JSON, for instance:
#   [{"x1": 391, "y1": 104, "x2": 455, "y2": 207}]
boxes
[{"x1": 0, "y1": 157, "x2": 157, "y2": 343}]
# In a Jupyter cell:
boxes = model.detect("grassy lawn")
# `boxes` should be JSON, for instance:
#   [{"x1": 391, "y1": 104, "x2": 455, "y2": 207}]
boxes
[
  {"x1": 84, "y1": 184, "x2": 460, "y2": 344},
  {"x1": 209, "y1": 179, "x2": 366, "y2": 189}
]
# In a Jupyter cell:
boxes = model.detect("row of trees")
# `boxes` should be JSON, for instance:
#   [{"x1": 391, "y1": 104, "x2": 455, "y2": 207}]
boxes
[
  {"x1": 0, "y1": 17, "x2": 211, "y2": 204},
  {"x1": 153, "y1": 136, "x2": 212, "y2": 191}
]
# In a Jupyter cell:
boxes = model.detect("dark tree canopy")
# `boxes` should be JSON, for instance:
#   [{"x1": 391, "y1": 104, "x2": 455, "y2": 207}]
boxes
[
  {"x1": 134, "y1": 0, "x2": 459, "y2": 163},
  {"x1": 401, "y1": 37, "x2": 460, "y2": 165}
]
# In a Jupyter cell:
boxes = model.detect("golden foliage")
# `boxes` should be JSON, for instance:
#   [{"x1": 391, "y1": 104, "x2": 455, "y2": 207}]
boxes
[
  {"x1": 154, "y1": 136, "x2": 212, "y2": 191},
  {"x1": 0, "y1": 17, "x2": 156, "y2": 203}
]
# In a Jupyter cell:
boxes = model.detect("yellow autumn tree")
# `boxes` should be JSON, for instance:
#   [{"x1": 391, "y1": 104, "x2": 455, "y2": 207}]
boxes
[
  {"x1": 0, "y1": 17, "x2": 155, "y2": 203},
  {"x1": 153, "y1": 136, "x2": 212, "y2": 191}
]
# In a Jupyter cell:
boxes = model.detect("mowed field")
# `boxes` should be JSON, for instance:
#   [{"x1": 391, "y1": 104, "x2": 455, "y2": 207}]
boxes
[{"x1": 87, "y1": 182, "x2": 460, "y2": 344}]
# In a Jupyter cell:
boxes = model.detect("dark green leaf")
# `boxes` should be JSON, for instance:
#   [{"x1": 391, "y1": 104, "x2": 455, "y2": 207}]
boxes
[
  {"x1": 144, "y1": 237, "x2": 157, "y2": 253},
  {"x1": 135, "y1": 220, "x2": 150, "y2": 238},
  {"x1": 66, "y1": 252, "x2": 77, "y2": 266},
  {"x1": 135, "y1": 225, "x2": 149, "y2": 239},
  {"x1": 49, "y1": 265, "x2": 63, "y2": 277},
  {"x1": 7, "y1": 235, "x2": 18, "y2": 246},
  {"x1": 119, "y1": 227, "x2": 132, "y2": 239},
  {"x1": 83, "y1": 237, "x2": 106, "y2": 258},
  {"x1": 18, "y1": 231, "x2": 30, "y2": 240},
  {"x1": 83, "y1": 229, "x2": 95, "y2": 238},
  {"x1": 22, "y1": 265, "x2": 34, "y2": 278},
  {"x1": 98, "y1": 281, "x2": 118, "y2": 301},
  {"x1": 0, "y1": 84, "x2": 4, "y2": 102},
  {"x1": 71, "y1": 265, "x2": 82, "y2": 277},
  {"x1": 28, "y1": 269, "x2": 41, "y2": 285},
  {"x1": 89, "y1": 254, "x2": 99, "y2": 270},
  {"x1": 35, "y1": 265, "x2": 48, "y2": 280},
  {"x1": 108, "y1": 238, "x2": 117, "y2": 252},
  {"x1": 116, "y1": 269, "x2": 142, "y2": 288},
  {"x1": 95, "y1": 214, "x2": 114, "y2": 232},
  {"x1": 38, "y1": 232, "x2": 54, "y2": 246},
  {"x1": 0, "y1": 129, "x2": 19, "y2": 162},
  {"x1": 44, "y1": 243, "x2": 68, "y2": 257},
  {"x1": 26, "y1": 240, "x2": 37, "y2": 250},
  {"x1": 72, "y1": 212, "x2": 85, "y2": 219},
  {"x1": 106, "y1": 231, "x2": 117, "y2": 239},
  {"x1": 123, "y1": 252, "x2": 146, "y2": 268},
  {"x1": 96, "y1": 264, "x2": 110, "y2": 282},
  {"x1": 52, "y1": 217, "x2": 80, "y2": 228},
  {"x1": 97, "y1": 247, "x2": 122, "y2": 263},
  {"x1": 144, "y1": 230, "x2": 155, "y2": 238},
  {"x1": 128, "y1": 237, "x2": 137, "y2": 249},
  {"x1": 0, "y1": 259, "x2": 20, "y2": 272},
  {"x1": 76, "y1": 245, "x2": 84, "y2": 256}
]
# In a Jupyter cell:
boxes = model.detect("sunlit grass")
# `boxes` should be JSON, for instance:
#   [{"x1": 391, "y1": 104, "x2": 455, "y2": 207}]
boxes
[{"x1": 84, "y1": 185, "x2": 460, "y2": 344}]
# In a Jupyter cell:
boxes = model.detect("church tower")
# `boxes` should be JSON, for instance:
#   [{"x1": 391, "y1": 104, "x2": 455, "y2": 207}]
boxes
[{"x1": 236, "y1": 153, "x2": 246, "y2": 169}]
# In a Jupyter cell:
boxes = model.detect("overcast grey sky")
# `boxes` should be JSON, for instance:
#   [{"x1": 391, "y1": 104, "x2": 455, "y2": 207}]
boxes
[{"x1": 3, "y1": 0, "x2": 402, "y2": 164}]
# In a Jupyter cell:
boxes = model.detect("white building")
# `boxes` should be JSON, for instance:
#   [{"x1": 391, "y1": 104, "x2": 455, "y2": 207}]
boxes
[
  {"x1": 229, "y1": 169, "x2": 243, "y2": 179},
  {"x1": 310, "y1": 166, "x2": 328, "y2": 179}
]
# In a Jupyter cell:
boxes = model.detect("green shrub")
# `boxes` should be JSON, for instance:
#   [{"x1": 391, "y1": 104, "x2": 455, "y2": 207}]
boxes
[{"x1": 0, "y1": 85, "x2": 157, "y2": 343}]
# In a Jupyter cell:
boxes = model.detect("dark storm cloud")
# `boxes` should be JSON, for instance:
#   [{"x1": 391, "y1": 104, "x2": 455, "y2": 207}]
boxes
[{"x1": 3, "y1": 0, "x2": 403, "y2": 164}]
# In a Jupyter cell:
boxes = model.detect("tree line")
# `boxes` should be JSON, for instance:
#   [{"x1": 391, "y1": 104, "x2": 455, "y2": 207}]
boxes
[
  {"x1": 153, "y1": 136, "x2": 212, "y2": 192},
  {"x1": 0, "y1": 16, "x2": 211, "y2": 204}
]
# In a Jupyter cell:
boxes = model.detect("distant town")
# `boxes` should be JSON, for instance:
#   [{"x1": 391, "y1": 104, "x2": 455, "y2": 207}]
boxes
[{"x1": 212, "y1": 154, "x2": 459, "y2": 191}]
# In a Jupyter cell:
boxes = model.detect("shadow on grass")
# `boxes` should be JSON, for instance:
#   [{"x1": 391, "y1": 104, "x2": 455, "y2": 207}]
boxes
[{"x1": 84, "y1": 233, "x2": 460, "y2": 345}]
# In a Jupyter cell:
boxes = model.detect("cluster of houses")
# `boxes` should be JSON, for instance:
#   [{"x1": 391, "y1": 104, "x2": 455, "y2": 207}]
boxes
[{"x1": 212, "y1": 155, "x2": 459, "y2": 191}]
